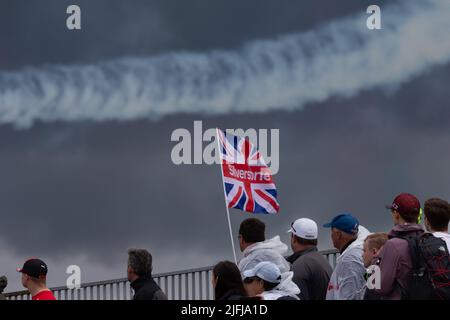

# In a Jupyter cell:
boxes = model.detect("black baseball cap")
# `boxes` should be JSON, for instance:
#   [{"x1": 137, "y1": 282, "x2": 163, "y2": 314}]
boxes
[{"x1": 17, "y1": 258, "x2": 48, "y2": 279}]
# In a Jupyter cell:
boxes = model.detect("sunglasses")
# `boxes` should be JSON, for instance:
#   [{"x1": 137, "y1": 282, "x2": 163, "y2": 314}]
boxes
[{"x1": 290, "y1": 222, "x2": 296, "y2": 234}]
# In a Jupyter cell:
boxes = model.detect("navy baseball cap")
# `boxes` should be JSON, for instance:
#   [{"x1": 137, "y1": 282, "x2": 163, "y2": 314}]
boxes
[{"x1": 323, "y1": 213, "x2": 359, "y2": 235}]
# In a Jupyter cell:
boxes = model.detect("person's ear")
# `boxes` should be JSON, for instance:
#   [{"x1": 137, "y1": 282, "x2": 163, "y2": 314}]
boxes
[
  {"x1": 424, "y1": 216, "x2": 430, "y2": 228},
  {"x1": 393, "y1": 210, "x2": 400, "y2": 221},
  {"x1": 375, "y1": 246, "x2": 384, "y2": 256}
]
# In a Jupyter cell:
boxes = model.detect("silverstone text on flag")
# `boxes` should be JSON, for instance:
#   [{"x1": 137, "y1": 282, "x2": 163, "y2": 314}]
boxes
[{"x1": 217, "y1": 128, "x2": 279, "y2": 214}]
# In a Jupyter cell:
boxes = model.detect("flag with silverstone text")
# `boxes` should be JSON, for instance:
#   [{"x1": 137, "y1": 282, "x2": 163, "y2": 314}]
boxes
[{"x1": 217, "y1": 128, "x2": 279, "y2": 214}]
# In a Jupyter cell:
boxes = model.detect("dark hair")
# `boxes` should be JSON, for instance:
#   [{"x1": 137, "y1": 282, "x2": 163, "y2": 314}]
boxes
[
  {"x1": 243, "y1": 276, "x2": 278, "y2": 292},
  {"x1": 128, "y1": 249, "x2": 153, "y2": 277},
  {"x1": 262, "y1": 280, "x2": 279, "y2": 291},
  {"x1": 213, "y1": 261, "x2": 247, "y2": 300},
  {"x1": 239, "y1": 218, "x2": 265, "y2": 243},
  {"x1": 424, "y1": 198, "x2": 450, "y2": 231},
  {"x1": 0, "y1": 276, "x2": 6, "y2": 293},
  {"x1": 293, "y1": 235, "x2": 318, "y2": 246},
  {"x1": 398, "y1": 210, "x2": 420, "y2": 223}
]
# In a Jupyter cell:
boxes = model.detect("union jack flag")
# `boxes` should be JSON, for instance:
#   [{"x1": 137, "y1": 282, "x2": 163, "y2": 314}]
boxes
[{"x1": 216, "y1": 128, "x2": 279, "y2": 214}]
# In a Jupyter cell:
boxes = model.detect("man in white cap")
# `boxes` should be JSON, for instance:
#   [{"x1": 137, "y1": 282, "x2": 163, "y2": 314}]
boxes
[{"x1": 286, "y1": 218, "x2": 333, "y2": 300}]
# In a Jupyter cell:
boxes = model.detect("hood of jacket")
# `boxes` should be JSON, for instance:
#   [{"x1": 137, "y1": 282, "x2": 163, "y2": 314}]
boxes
[
  {"x1": 263, "y1": 271, "x2": 300, "y2": 300},
  {"x1": 388, "y1": 223, "x2": 424, "y2": 238},
  {"x1": 239, "y1": 235, "x2": 291, "y2": 274},
  {"x1": 243, "y1": 235, "x2": 288, "y2": 257},
  {"x1": 337, "y1": 225, "x2": 371, "y2": 262}
]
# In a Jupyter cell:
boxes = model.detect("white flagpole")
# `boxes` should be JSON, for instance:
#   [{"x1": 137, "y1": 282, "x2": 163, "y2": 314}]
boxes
[{"x1": 216, "y1": 128, "x2": 238, "y2": 265}]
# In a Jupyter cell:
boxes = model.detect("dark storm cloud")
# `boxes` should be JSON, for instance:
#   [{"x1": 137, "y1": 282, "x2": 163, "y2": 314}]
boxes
[
  {"x1": 2, "y1": 0, "x2": 446, "y2": 128},
  {"x1": 1, "y1": 62, "x2": 450, "y2": 268},
  {"x1": 1, "y1": 0, "x2": 449, "y2": 290},
  {"x1": 0, "y1": 0, "x2": 394, "y2": 69}
]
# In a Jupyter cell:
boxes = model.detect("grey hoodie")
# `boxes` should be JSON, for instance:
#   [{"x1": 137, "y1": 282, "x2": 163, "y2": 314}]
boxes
[{"x1": 375, "y1": 223, "x2": 424, "y2": 300}]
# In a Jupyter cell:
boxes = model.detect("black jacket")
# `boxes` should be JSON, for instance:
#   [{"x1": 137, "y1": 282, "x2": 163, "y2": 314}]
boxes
[
  {"x1": 217, "y1": 289, "x2": 246, "y2": 300},
  {"x1": 131, "y1": 276, "x2": 167, "y2": 300}
]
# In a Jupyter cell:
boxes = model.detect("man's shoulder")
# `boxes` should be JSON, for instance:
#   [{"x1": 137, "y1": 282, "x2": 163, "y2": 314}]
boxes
[
  {"x1": 247, "y1": 247, "x2": 286, "y2": 262},
  {"x1": 385, "y1": 237, "x2": 409, "y2": 250},
  {"x1": 153, "y1": 289, "x2": 168, "y2": 300},
  {"x1": 378, "y1": 237, "x2": 409, "y2": 261},
  {"x1": 293, "y1": 251, "x2": 321, "y2": 264},
  {"x1": 338, "y1": 249, "x2": 364, "y2": 267},
  {"x1": 434, "y1": 232, "x2": 450, "y2": 240},
  {"x1": 134, "y1": 279, "x2": 165, "y2": 300},
  {"x1": 134, "y1": 287, "x2": 162, "y2": 300},
  {"x1": 292, "y1": 250, "x2": 331, "y2": 271}
]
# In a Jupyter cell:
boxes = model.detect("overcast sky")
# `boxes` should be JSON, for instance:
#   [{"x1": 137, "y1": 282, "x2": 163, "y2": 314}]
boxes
[{"x1": 1, "y1": 0, "x2": 450, "y2": 292}]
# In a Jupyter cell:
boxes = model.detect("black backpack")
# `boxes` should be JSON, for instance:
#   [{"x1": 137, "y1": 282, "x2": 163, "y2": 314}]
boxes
[{"x1": 398, "y1": 233, "x2": 450, "y2": 300}]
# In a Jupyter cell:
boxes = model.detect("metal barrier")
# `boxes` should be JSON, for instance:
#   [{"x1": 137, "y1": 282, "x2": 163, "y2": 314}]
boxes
[{"x1": 5, "y1": 249, "x2": 339, "y2": 300}]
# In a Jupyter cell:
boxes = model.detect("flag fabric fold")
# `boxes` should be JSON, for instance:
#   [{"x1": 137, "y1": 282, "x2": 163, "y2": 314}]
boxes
[{"x1": 217, "y1": 128, "x2": 279, "y2": 214}]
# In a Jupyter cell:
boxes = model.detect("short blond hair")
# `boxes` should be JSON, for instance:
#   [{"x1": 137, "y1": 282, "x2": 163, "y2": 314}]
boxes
[{"x1": 365, "y1": 232, "x2": 388, "y2": 251}]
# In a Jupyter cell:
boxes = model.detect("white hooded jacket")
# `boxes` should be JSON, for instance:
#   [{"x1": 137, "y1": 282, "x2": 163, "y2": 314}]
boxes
[
  {"x1": 238, "y1": 236, "x2": 300, "y2": 299},
  {"x1": 238, "y1": 235, "x2": 291, "y2": 274},
  {"x1": 326, "y1": 225, "x2": 370, "y2": 300},
  {"x1": 263, "y1": 271, "x2": 301, "y2": 300}
]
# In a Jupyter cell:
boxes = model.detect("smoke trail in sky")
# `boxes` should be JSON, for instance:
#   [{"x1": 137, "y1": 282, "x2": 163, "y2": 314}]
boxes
[{"x1": 0, "y1": 0, "x2": 449, "y2": 128}]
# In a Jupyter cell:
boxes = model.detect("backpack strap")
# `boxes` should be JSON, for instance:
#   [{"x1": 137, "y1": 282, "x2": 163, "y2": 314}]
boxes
[
  {"x1": 391, "y1": 234, "x2": 425, "y2": 299},
  {"x1": 394, "y1": 234, "x2": 425, "y2": 273}
]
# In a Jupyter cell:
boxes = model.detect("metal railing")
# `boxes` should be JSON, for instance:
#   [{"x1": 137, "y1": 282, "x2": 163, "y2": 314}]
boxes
[{"x1": 5, "y1": 249, "x2": 339, "y2": 300}]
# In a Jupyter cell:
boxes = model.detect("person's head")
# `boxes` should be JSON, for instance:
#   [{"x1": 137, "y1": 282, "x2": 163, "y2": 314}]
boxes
[
  {"x1": 424, "y1": 198, "x2": 450, "y2": 232},
  {"x1": 212, "y1": 261, "x2": 247, "y2": 300},
  {"x1": 242, "y1": 262, "x2": 281, "y2": 296},
  {"x1": 288, "y1": 218, "x2": 318, "y2": 252},
  {"x1": 238, "y1": 218, "x2": 265, "y2": 252},
  {"x1": 16, "y1": 258, "x2": 48, "y2": 290},
  {"x1": 386, "y1": 193, "x2": 421, "y2": 225},
  {"x1": 127, "y1": 249, "x2": 153, "y2": 283},
  {"x1": 363, "y1": 233, "x2": 388, "y2": 268},
  {"x1": 0, "y1": 276, "x2": 8, "y2": 293},
  {"x1": 323, "y1": 213, "x2": 359, "y2": 251}
]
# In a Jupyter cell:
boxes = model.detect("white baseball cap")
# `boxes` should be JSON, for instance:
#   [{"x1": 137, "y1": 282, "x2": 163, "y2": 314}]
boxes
[
  {"x1": 242, "y1": 261, "x2": 281, "y2": 284},
  {"x1": 287, "y1": 218, "x2": 318, "y2": 239}
]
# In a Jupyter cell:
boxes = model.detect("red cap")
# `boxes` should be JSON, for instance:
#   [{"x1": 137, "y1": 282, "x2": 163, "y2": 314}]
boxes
[{"x1": 386, "y1": 193, "x2": 421, "y2": 216}]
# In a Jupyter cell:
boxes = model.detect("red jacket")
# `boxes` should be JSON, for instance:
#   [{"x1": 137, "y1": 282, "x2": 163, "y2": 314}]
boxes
[{"x1": 375, "y1": 223, "x2": 424, "y2": 300}]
